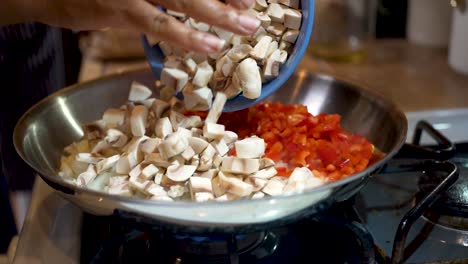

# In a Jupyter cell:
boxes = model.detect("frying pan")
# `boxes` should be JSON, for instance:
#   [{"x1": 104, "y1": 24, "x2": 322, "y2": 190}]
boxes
[{"x1": 13, "y1": 69, "x2": 407, "y2": 233}]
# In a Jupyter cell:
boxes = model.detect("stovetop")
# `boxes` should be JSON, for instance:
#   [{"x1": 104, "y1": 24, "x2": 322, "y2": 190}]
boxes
[{"x1": 11, "y1": 109, "x2": 468, "y2": 264}]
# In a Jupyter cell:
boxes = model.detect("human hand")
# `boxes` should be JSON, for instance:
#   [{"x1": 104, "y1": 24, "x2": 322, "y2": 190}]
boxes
[{"x1": 11, "y1": 0, "x2": 260, "y2": 53}]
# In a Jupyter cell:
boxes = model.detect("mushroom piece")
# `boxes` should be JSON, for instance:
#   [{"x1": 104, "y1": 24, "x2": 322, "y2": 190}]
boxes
[
  {"x1": 251, "y1": 192, "x2": 265, "y2": 199},
  {"x1": 233, "y1": 58, "x2": 262, "y2": 99},
  {"x1": 266, "y1": 3, "x2": 285, "y2": 22},
  {"x1": 140, "y1": 164, "x2": 160, "y2": 180},
  {"x1": 96, "y1": 154, "x2": 120, "y2": 173},
  {"x1": 192, "y1": 61, "x2": 214, "y2": 88},
  {"x1": 164, "y1": 56, "x2": 183, "y2": 69},
  {"x1": 129, "y1": 163, "x2": 143, "y2": 179},
  {"x1": 221, "y1": 157, "x2": 260, "y2": 175},
  {"x1": 283, "y1": 8, "x2": 302, "y2": 29},
  {"x1": 77, "y1": 165, "x2": 97, "y2": 186},
  {"x1": 259, "y1": 158, "x2": 275, "y2": 169},
  {"x1": 223, "y1": 131, "x2": 239, "y2": 145},
  {"x1": 188, "y1": 137, "x2": 209, "y2": 154},
  {"x1": 257, "y1": 12, "x2": 272, "y2": 27},
  {"x1": 262, "y1": 177, "x2": 285, "y2": 196},
  {"x1": 212, "y1": 26, "x2": 234, "y2": 43},
  {"x1": 213, "y1": 154, "x2": 223, "y2": 169},
  {"x1": 252, "y1": 166, "x2": 278, "y2": 179},
  {"x1": 151, "y1": 99, "x2": 170, "y2": 118},
  {"x1": 263, "y1": 50, "x2": 282, "y2": 81},
  {"x1": 140, "y1": 138, "x2": 161, "y2": 154},
  {"x1": 218, "y1": 171, "x2": 254, "y2": 197},
  {"x1": 266, "y1": 22, "x2": 286, "y2": 36},
  {"x1": 194, "y1": 192, "x2": 215, "y2": 202},
  {"x1": 165, "y1": 164, "x2": 197, "y2": 182},
  {"x1": 181, "y1": 146, "x2": 196, "y2": 161},
  {"x1": 189, "y1": 176, "x2": 213, "y2": 193},
  {"x1": 227, "y1": 44, "x2": 253, "y2": 62},
  {"x1": 211, "y1": 176, "x2": 227, "y2": 197},
  {"x1": 190, "y1": 154, "x2": 200, "y2": 167},
  {"x1": 283, "y1": 167, "x2": 326, "y2": 194},
  {"x1": 102, "y1": 108, "x2": 126, "y2": 128},
  {"x1": 205, "y1": 92, "x2": 227, "y2": 124},
  {"x1": 198, "y1": 144, "x2": 217, "y2": 171},
  {"x1": 193, "y1": 169, "x2": 218, "y2": 179},
  {"x1": 278, "y1": 0, "x2": 299, "y2": 9},
  {"x1": 179, "y1": 116, "x2": 203, "y2": 129},
  {"x1": 167, "y1": 185, "x2": 189, "y2": 198},
  {"x1": 130, "y1": 105, "x2": 148, "y2": 137},
  {"x1": 147, "y1": 183, "x2": 168, "y2": 197},
  {"x1": 158, "y1": 131, "x2": 189, "y2": 159},
  {"x1": 282, "y1": 29, "x2": 299, "y2": 43},
  {"x1": 105, "y1": 129, "x2": 128, "y2": 148},
  {"x1": 244, "y1": 176, "x2": 268, "y2": 191},
  {"x1": 183, "y1": 57, "x2": 198, "y2": 75},
  {"x1": 182, "y1": 85, "x2": 213, "y2": 111},
  {"x1": 108, "y1": 175, "x2": 129, "y2": 187},
  {"x1": 128, "y1": 81, "x2": 152, "y2": 102},
  {"x1": 161, "y1": 68, "x2": 189, "y2": 93},
  {"x1": 254, "y1": 0, "x2": 268, "y2": 10},
  {"x1": 155, "y1": 117, "x2": 173, "y2": 139},
  {"x1": 108, "y1": 182, "x2": 132, "y2": 196},
  {"x1": 76, "y1": 153, "x2": 103, "y2": 164},
  {"x1": 266, "y1": 40, "x2": 279, "y2": 57},
  {"x1": 145, "y1": 153, "x2": 171, "y2": 168},
  {"x1": 235, "y1": 136, "x2": 265, "y2": 158},
  {"x1": 250, "y1": 35, "x2": 272, "y2": 60},
  {"x1": 211, "y1": 139, "x2": 230, "y2": 157},
  {"x1": 279, "y1": 50, "x2": 288, "y2": 64},
  {"x1": 203, "y1": 123, "x2": 225, "y2": 140}
]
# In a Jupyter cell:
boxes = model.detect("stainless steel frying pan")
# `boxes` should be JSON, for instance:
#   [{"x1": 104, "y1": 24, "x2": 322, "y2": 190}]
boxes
[{"x1": 13, "y1": 69, "x2": 407, "y2": 232}]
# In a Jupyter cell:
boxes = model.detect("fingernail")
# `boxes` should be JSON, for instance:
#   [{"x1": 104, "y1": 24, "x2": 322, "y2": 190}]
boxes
[
  {"x1": 202, "y1": 33, "x2": 225, "y2": 52},
  {"x1": 238, "y1": 13, "x2": 261, "y2": 34}
]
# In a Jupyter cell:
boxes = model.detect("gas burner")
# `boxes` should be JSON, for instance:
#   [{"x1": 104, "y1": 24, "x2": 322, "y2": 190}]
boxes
[
  {"x1": 418, "y1": 158, "x2": 468, "y2": 218},
  {"x1": 80, "y1": 206, "x2": 379, "y2": 264}
]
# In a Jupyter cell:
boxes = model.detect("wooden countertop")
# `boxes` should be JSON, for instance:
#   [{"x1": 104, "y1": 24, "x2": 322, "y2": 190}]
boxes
[{"x1": 79, "y1": 39, "x2": 468, "y2": 112}]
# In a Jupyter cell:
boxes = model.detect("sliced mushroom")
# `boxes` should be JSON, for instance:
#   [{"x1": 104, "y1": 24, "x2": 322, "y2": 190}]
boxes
[
  {"x1": 266, "y1": 3, "x2": 285, "y2": 22},
  {"x1": 233, "y1": 58, "x2": 262, "y2": 99},
  {"x1": 158, "y1": 131, "x2": 189, "y2": 159},
  {"x1": 167, "y1": 185, "x2": 189, "y2": 198},
  {"x1": 108, "y1": 182, "x2": 132, "y2": 196},
  {"x1": 129, "y1": 163, "x2": 143, "y2": 179},
  {"x1": 189, "y1": 176, "x2": 213, "y2": 194},
  {"x1": 179, "y1": 116, "x2": 203, "y2": 129},
  {"x1": 140, "y1": 138, "x2": 161, "y2": 154},
  {"x1": 192, "y1": 61, "x2": 214, "y2": 88},
  {"x1": 252, "y1": 166, "x2": 277, "y2": 179},
  {"x1": 283, "y1": 8, "x2": 302, "y2": 29},
  {"x1": 213, "y1": 154, "x2": 223, "y2": 169},
  {"x1": 96, "y1": 154, "x2": 120, "y2": 173},
  {"x1": 198, "y1": 144, "x2": 217, "y2": 171},
  {"x1": 262, "y1": 177, "x2": 285, "y2": 196},
  {"x1": 250, "y1": 35, "x2": 272, "y2": 60},
  {"x1": 77, "y1": 165, "x2": 97, "y2": 186},
  {"x1": 155, "y1": 117, "x2": 173, "y2": 139},
  {"x1": 230, "y1": 35, "x2": 249, "y2": 46},
  {"x1": 108, "y1": 175, "x2": 129, "y2": 187},
  {"x1": 211, "y1": 176, "x2": 226, "y2": 197},
  {"x1": 182, "y1": 85, "x2": 213, "y2": 111},
  {"x1": 151, "y1": 99, "x2": 170, "y2": 118},
  {"x1": 221, "y1": 157, "x2": 260, "y2": 175},
  {"x1": 183, "y1": 57, "x2": 198, "y2": 75},
  {"x1": 76, "y1": 153, "x2": 103, "y2": 164},
  {"x1": 218, "y1": 171, "x2": 254, "y2": 197},
  {"x1": 161, "y1": 68, "x2": 189, "y2": 93},
  {"x1": 166, "y1": 164, "x2": 197, "y2": 182},
  {"x1": 140, "y1": 164, "x2": 160, "y2": 180},
  {"x1": 103, "y1": 108, "x2": 126, "y2": 127},
  {"x1": 194, "y1": 192, "x2": 215, "y2": 202},
  {"x1": 191, "y1": 128, "x2": 203, "y2": 138},
  {"x1": 283, "y1": 167, "x2": 326, "y2": 194},
  {"x1": 130, "y1": 105, "x2": 148, "y2": 137},
  {"x1": 91, "y1": 140, "x2": 111, "y2": 154},
  {"x1": 205, "y1": 92, "x2": 227, "y2": 124},
  {"x1": 181, "y1": 146, "x2": 196, "y2": 161},
  {"x1": 259, "y1": 158, "x2": 275, "y2": 169},
  {"x1": 203, "y1": 123, "x2": 225, "y2": 140},
  {"x1": 193, "y1": 169, "x2": 218, "y2": 179},
  {"x1": 266, "y1": 22, "x2": 286, "y2": 36},
  {"x1": 257, "y1": 11, "x2": 272, "y2": 27},
  {"x1": 145, "y1": 153, "x2": 171, "y2": 168},
  {"x1": 211, "y1": 139, "x2": 230, "y2": 156},
  {"x1": 128, "y1": 81, "x2": 152, "y2": 102},
  {"x1": 251, "y1": 192, "x2": 265, "y2": 199},
  {"x1": 188, "y1": 137, "x2": 209, "y2": 154},
  {"x1": 223, "y1": 131, "x2": 239, "y2": 145},
  {"x1": 278, "y1": 0, "x2": 299, "y2": 9},
  {"x1": 190, "y1": 154, "x2": 200, "y2": 167},
  {"x1": 104, "y1": 129, "x2": 128, "y2": 148},
  {"x1": 235, "y1": 136, "x2": 265, "y2": 158},
  {"x1": 223, "y1": 81, "x2": 242, "y2": 99},
  {"x1": 245, "y1": 176, "x2": 268, "y2": 191},
  {"x1": 227, "y1": 44, "x2": 253, "y2": 62},
  {"x1": 282, "y1": 29, "x2": 299, "y2": 43}
]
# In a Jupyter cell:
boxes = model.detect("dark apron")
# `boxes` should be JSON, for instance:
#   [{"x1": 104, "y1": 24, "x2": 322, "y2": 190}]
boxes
[{"x1": 0, "y1": 23, "x2": 66, "y2": 190}]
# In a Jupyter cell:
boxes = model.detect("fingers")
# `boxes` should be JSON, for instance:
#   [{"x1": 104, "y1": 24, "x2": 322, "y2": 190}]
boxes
[
  {"x1": 226, "y1": 0, "x2": 256, "y2": 10},
  {"x1": 128, "y1": 0, "x2": 225, "y2": 53},
  {"x1": 152, "y1": 0, "x2": 260, "y2": 36}
]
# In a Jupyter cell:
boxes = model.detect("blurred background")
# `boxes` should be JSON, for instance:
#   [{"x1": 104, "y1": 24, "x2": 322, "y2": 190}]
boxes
[{"x1": 2, "y1": 0, "x2": 468, "y2": 262}]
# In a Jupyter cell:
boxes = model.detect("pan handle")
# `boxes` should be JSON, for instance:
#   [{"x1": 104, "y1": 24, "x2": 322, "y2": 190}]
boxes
[{"x1": 390, "y1": 160, "x2": 459, "y2": 264}]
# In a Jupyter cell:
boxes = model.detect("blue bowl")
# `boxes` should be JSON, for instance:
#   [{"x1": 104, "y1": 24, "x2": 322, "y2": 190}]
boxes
[{"x1": 142, "y1": 0, "x2": 314, "y2": 112}]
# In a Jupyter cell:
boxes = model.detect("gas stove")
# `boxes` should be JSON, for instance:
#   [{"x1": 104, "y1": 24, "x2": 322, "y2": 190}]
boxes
[{"x1": 11, "y1": 109, "x2": 468, "y2": 264}]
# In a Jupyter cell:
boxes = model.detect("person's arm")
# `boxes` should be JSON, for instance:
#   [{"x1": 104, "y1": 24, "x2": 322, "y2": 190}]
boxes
[{"x1": 0, "y1": 0, "x2": 260, "y2": 54}]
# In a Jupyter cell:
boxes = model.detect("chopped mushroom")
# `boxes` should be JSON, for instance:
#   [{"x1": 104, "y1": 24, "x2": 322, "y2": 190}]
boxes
[
  {"x1": 203, "y1": 123, "x2": 225, "y2": 140},
  {"x1": 130, "y1": 105, "x2": 148, "y2": 137},
  {"x1": 155, "y1": 117, "x2": 173, "y2": 139},
  {"x1": 205, "y1": 92, "x2": 227, "y2": 124},
  {"x1": 158, "y1": 131, "x2": 189, "y2": 159},
  {"x1": 266, "y1": 3, "x2": 285, "y2": 22},
  {"x1": 182, "y1": 85, "x2": 213, "y2": 111},
  {"x1": 77, "y1": 165, "x2": 97, "y2": 186},
  {"x1": 161, "y1": 68, "x2": 189, "y2": 93},
  {"x1": 166, "y1": 164, "x2": 197, "y2": 182},
  {"x1": 218, "y1": 171, "x2": 254, "y2": 197},
  {"x1": 262, "y1": 177, "x2": 285, "y2": 196},
  {"x1": 221, "y1": 157, "x2": 260, "y2": 175},
  {"x1": 128, "y1": 81, "x2": 152, "y2": 102},
  {"x1": 233, "y1": 58, "x2": 262, "y2": 99},
  {"x1": 250, "y1": 35, "x2": 273, "y2": 60},
  {"x1": 235, "y1": 136, "x2": 265, "y2": 158},
  {"x1": 283, "y1": 8, "x2": 302, "y2": 29},
  {"x1": 102, "y1": 108, "x2": 126, "y2": 127},
  {"x1": 192, "y1": 61, "x2": 214, "y2": 88}
]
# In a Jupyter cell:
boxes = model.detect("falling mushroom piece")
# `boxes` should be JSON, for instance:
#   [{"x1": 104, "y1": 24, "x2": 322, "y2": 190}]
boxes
[{"x1": 128, "y1": 81, "x2": 152, "y2": 102}]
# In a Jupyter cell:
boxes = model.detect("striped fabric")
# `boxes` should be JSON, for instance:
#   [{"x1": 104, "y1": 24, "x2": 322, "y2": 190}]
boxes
[{"x1": 0, "y1": 23, "x2": 65, "y2": 190}]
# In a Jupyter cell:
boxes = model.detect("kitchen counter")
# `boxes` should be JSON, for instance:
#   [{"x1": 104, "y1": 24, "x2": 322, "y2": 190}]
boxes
[{"x1": 79, "y1": 39, "x2": 468, "y2": 112}]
